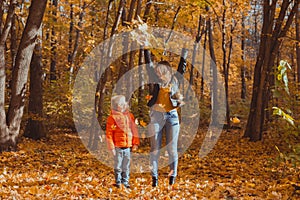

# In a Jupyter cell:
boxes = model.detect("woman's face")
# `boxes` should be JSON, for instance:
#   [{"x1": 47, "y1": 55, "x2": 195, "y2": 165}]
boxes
[{"x1": 155, "y1": 64, "x2": 172, "y2": 85}]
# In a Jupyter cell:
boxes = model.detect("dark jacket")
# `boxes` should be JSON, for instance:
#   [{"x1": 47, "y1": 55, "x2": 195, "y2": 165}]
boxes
[{"x1": 146, "y1": 49, "x2": 188, "y2": 108}]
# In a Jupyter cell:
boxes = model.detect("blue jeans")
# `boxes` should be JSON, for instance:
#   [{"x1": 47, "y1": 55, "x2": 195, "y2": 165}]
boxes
[
  {"x1": 114, "y1": 147, "x2": 131, "y2": 185},
  {"x1": 148, "y1": 109, "x2": 180, "y2": 178}
]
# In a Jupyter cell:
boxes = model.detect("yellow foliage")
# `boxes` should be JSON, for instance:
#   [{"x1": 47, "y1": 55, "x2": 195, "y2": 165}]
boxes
[{"x1": 0, "y1": 129, "x2": 297, "y2": 199}]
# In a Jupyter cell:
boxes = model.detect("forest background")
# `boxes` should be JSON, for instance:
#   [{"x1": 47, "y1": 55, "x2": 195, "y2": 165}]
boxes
[{"x1": 0, "y1": 0, "x2": 300, "y2": 199}]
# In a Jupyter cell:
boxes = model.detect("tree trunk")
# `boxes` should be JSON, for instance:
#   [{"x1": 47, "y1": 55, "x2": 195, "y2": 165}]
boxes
[
  {"x1": 206, "y1": 8, "x2": 219, "y2": 126},
  {"x1": 0, "y1": 0, "x2": 18, "y2": 151},
  {"x1": 226, "y1": 24, "x2": 234, "y2": 127},
  {"x1": 50, "y1": 0, "x2": 58, "y2": 82},
  {"x1": 201, "y1": 24, "x2": 208, "y2": 99},
  {"x1": 296, "y1": 4, "x2": 300, "y2": 86},
  {"x1": 127, "y1": 0, "x2": 136, "y2": 22},
  {"x1": 0, "y1": 1, "x2": 4, "y2": 34},
  {"x1": 0, "y1": 45, "x2": 9, "y2": 148},
  {"x1": 164, "y1": 6, "x2": 181, "y2": 49},
  {"x1": 69, "y1": 2, "x2": 86, "y2": 85},
  {"x1": 10, "y1": 13, "x2": 17, "y2": 67},
  {"x1": 89, "y1": 0, "x2": 114, "y2": 149},
  {"x1": 125, "y1": 0, "x2": 139, "y2": 99},
  {"x1": 244, "y1": 0, "x2": 277, "y2": 140},
  {"x1": 117, "y1": 31, "x2": 129, "y2": 94},
  {"x1": 244, "y1": 0, "x2": 299, "y2": 141},
  {"x1": 135, "y1": 0, "x2": 142, "y2": 20},
  {"x1": 135, "y1": 0, "x2": 146, "y2": 121},
  {"x1": 68, "y1": 3, "x2": 74, "y2": 67},
  {"x1": 221, "y1": 0, "x2": 230, "y2": 128},
  {"x1": 241, "y1": 13, "x2": 246, "y2": 99},
  {"x1": 1, "y1": 0, "x2": 47, "y2": 151},
  {"x1": 143, "y1": 0, "x2": 152, "y2": 22},
  {"x1": 187, "y1": 14, "x2": 203, "y2": 98},
  {"x1": 116, "y1": 0, "x2": 130, "y2": 95},
  {"x1": 138, "y1": 48, "x2": 146, "y2": 121},
  {"x1": 90, "y1": 0, "x2": 123, "y2": 150},
  {"x1": 24, "y1": 26, "x2": 46, "y2": 140}
]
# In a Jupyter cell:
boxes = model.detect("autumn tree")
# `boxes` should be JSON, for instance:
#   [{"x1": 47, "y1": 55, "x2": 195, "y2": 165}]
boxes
[
  {"x1": 244, "y1": 0, "x2": 299, "y2": 141},
  {"x1": 0, "y1": 0, "x2": 47, "y2": 151},
  {"x1": 89, "y1": 0, "x2": 124, "y2": 149}
]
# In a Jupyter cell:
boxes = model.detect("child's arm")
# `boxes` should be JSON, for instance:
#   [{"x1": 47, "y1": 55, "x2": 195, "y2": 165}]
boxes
[{"x1": 106, "y1": 115, "x2": 116, "y2": 152}]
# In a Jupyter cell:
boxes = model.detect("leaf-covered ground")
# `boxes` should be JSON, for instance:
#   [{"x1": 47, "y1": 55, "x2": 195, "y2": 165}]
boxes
[{"x1": 0, "y1": 128, "x2": 299, "y2": 199}]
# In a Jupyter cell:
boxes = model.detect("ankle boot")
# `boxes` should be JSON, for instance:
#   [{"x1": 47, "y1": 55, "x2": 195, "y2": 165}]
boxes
[
  {"x1": 152, "y1": 177, "x2": 158, "y2": 187},
  {"x1": 169, "y1": 176, "x2": 175, "y2": 185}
]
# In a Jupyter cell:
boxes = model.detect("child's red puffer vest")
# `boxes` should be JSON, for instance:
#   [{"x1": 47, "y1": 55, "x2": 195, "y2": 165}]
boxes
[{"x1": 106, "y1": 110, "x2": 139, "y2": 150}]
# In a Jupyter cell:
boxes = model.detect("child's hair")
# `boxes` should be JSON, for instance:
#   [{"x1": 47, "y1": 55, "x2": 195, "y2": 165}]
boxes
[{"x1": 111, "y1": 95, "x2": 127, "y2": 110}]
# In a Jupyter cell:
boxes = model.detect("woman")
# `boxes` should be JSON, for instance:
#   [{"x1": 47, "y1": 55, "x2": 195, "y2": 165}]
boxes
[{"x1": 147, "y1": 53, "x2": 187, "y2": 187}]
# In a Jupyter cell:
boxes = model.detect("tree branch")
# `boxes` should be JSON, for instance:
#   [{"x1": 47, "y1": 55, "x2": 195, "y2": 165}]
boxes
[{"x1": 165, "y1": 6, "x2": 181, "y2": 44}]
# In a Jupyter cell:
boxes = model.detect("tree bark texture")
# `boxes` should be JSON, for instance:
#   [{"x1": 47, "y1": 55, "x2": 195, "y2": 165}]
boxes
[
  {"x1": 91, "y1": 0, "x2": 124, "y2": 150},
  {"x1": 69, "y1": 2, "x2": 86, "y2": 84},
  {"x1": 50, "y1": 0, "x2": 58, "y2": 82},
  {"x1": 0, "y1": 0, "x2": 18, "y2": 150},
  {"x1": 0, "y1": 0, "x2": 47, "y2": 151},
  {"x1": 207, "y1": 12, "x2": 219, "y2": 126},
  {"x1": 24, "y1": 27, "x2": 46, "y2": 140},
  {"x1": 244, "y1": 0, "x2": 299, "y2": 141},
  {"x1": 221, "y1": 0, "x2": 231, "y2": 128},
  {"x1": 296, "y1": 4, "x2": 300, "y2": 85},
  {"x1": 241, "y1": 13, "x2": 246, "y2": 99}
]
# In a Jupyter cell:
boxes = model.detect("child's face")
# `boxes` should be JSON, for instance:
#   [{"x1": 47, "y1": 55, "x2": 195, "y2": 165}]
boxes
[{"x1": 116, "y1": 97, "x2": 127, "y2": 112}]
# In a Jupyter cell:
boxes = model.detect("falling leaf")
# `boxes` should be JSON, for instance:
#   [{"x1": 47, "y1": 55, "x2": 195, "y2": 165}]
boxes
[
  {"x1": 145, "y1": 95, "x2": 152, "y2": 100},
  {"x1": 139, "y1": 120, "x2": 147, "y2": 127},
  {"x1": 230, "y1": 116, "x2": 240, "y2": 124}
]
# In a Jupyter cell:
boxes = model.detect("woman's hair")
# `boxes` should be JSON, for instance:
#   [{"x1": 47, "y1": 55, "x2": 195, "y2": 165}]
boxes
[
  {"x1": 155, "y1": 60, "x2": 172, "y2": 75},
  {"x1": 157, "y1": 60, "x2": 171, "y2": 68}
]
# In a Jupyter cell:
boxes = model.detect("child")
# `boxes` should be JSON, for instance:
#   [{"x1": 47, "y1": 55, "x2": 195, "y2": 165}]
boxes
[{"x1": 106, "y1": 95, "x2": 139, "y2": 188}]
